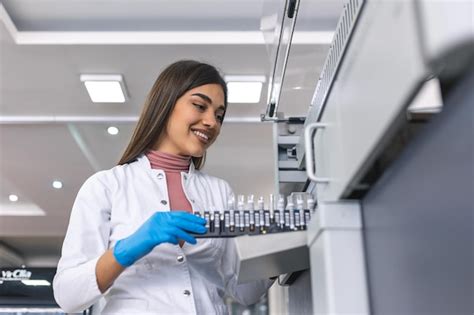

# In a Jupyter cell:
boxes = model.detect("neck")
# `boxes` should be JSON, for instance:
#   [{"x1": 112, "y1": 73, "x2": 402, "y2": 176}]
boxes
[{"x1": 146, "y1": 150, "x2": 191, "y2": 172}]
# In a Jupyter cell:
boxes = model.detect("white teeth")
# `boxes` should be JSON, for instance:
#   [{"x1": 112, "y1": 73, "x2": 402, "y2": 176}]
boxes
[{"x1": 193, "y1": 130, "x2": 209, "y2": 141}]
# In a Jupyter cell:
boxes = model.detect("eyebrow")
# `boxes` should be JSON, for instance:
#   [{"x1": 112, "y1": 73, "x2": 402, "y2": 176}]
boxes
[{"x1": 191, "y1": 93, "x2": 225, "y2": 111}]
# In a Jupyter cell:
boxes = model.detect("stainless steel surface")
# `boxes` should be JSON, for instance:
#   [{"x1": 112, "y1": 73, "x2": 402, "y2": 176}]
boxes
[{"x1": 234, "y1": 231, "x2": 308, "y2": 284}]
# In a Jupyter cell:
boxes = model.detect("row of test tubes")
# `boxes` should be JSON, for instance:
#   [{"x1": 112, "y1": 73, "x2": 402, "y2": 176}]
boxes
[{"x1": 194, "y1": 193, "x2": 316, "y2": 236}]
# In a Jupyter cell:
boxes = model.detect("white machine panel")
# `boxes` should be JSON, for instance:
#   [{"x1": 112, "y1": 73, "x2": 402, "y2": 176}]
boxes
[
  {"x1": 312, "y1": 1, "x2": 426, "y2": 201},
  {"x1": 234, "y1": 231, "x2": 308, "y2": 284},
  {"x1": 307, "y1": 201, "x2": 369, "y2": 314}
]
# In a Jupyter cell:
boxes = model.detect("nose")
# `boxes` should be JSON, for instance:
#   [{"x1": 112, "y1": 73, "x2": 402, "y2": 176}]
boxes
[{"x1": 202, "y1": 111, "x2": 218, "y2": 129}]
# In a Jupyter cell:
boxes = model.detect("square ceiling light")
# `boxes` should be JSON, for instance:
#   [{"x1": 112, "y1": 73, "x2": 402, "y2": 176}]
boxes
[
  {"x1": 225, "y1": 75, "x2": 266, "y2": 103},
  {"x1": 0, "y1": 203, "x2": 45, "y2": 216},
  {"x1": 80, "y1": 74, "x2": 128, "y2": 103}
]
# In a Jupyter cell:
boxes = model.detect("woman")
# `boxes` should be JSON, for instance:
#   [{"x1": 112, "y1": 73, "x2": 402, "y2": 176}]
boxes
[{"x1": 53, "y1": 60, "x2": 273, "y2": 314}]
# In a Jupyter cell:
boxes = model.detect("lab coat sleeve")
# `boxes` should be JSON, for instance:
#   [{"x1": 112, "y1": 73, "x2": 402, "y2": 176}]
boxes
[
  {"x1": 220, "y1": 180, "x2": 274, "y2": 306},
  {"x1": 53, "y1": 172, "x2": 112, "y2": 313}
]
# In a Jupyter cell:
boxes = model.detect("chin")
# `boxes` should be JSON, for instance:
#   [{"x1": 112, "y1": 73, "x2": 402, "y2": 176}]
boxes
[
  {"x1": 187, "y1": 147, "x2": 205, "y2": 158},
  {"x1": 191, "y1": 151, "x2": 205, "y2": 158}
]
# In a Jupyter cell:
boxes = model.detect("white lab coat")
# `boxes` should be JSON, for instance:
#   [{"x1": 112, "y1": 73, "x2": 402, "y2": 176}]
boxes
[{"x1": 53, "y1": 154, "x2": 273, "y2": 314}]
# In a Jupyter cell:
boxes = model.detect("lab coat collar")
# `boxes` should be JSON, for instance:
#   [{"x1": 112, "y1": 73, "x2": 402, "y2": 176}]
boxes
[{"x1": 137, "y1": 153, "x2": 195, "y2": 175}]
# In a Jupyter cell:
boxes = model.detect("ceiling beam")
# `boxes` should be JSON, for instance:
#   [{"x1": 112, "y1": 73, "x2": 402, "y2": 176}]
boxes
[
  {"x1": 11, "y1": 30, "x2": 334, "y2": 45},
  {"x1": 1, "y1": 4, "x2": 333, "y2": 45},
  {"x1": 67, "y1": 124, "x2": 102, "y2": 172}
]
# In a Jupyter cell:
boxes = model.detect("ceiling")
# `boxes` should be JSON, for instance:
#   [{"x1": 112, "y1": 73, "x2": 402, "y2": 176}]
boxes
[{"x1": 0, "y1": 0, "x2": 343, "y2": 267}]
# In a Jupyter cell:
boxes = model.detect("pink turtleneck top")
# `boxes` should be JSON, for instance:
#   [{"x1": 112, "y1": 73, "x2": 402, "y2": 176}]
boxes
[{"x1": 146, "y1": 150, "x2": 193, "y2": 213}]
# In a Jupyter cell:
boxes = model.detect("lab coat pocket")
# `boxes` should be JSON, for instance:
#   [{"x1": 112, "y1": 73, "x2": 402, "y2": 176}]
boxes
[{"x1": 101, "y1": 298, "x2": 149, "y2": 314}]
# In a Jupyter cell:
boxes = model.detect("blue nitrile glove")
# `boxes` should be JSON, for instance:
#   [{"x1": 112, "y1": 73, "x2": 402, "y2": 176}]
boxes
[{"x1": 113, "y1": 211, "x2": 207, "y2": 267}]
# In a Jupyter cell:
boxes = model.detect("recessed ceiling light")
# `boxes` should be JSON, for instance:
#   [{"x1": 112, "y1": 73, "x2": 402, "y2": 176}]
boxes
[
  {"x1": 0, "y1": 203, "x2": 46, "y2": 216},
  {"x1": 293, "y1": 86, "x2": 303, "y2": 90},
  {"x1": 52, "y1": 181, "x2": 63, "y2": 189},
  {"x1": 21, "y1": 280, "x2": 51, "y2": 286},
  {"x1": 107, "y1": 126, "x2": 119, "y2": 135},
  {"x1": 225, "y1": 75, "x2": 266, "y2": 103},
  {"x1": 80, "y1": 74, "x2": 128, "y2": 103},
  {"x1": 9, "y1": 194, "x2": 18, "y2": 202}
]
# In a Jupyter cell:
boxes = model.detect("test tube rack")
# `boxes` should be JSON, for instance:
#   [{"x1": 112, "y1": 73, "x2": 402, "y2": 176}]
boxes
[{"x1": 191, "y1": 193, "x2": 315, "y2": 238}]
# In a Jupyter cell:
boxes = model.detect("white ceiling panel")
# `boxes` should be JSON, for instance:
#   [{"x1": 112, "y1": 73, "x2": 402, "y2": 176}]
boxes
[{"x1": 2, "y1": 0, "x2": 264, "y2": 31}]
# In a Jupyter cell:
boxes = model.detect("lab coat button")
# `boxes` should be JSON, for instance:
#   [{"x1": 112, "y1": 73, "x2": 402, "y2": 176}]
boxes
[
  {"x1": 157, "y1": 173, "x2": 164, "y2": 179},
  {"x1": 183, "y1": 290, "x2": 191, "y2": 296},
  {"x1": 177, "y1": 255, "x2": 184, "y2": 262},
  {"x1": 161, "y1": 200, "x2": 167, "y2": 205},
  {"x1": 190, "y1": 199, "x2": 195, "y2": 203},
  {"x1": 183, "y1": 174, "x2": 187, "y2": 180}
]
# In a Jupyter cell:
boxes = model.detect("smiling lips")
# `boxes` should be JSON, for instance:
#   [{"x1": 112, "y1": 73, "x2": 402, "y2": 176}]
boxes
[{"x1": 192, "y1": 129, "x2": 211, "y2": 144}]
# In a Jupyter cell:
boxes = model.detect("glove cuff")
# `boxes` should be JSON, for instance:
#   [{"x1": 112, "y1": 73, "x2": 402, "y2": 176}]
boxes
[{"x1": 113, "y1": 239, "x2": 135, "y2": 267}]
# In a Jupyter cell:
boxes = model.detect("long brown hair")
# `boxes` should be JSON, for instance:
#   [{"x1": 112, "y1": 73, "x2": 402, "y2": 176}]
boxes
[{"x1": 118, "y1": 60, "x2": 228, "y2": 169}]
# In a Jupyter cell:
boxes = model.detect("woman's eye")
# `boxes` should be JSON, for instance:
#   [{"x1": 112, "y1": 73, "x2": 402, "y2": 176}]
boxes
[
  {"x1": 193, "y1": 103, "x2": 206, "y2": 111},
  {"x1": 216, "y1": 115, "x2": 224, "y2": 122}
]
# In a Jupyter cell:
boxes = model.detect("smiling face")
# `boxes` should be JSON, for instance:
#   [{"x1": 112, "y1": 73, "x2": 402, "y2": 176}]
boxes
[{"x1": 153, "y1": 84, "x2": 226, "y2": 157}]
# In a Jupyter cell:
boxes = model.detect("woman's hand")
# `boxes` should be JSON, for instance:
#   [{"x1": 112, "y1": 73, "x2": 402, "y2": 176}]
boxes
[{"x1": 113, "y1": 211, "x2": 207, "y2": 267}]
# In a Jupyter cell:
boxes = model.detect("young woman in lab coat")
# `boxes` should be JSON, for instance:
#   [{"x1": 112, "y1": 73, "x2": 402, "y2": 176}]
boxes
[{"x1": 53, "y1": 60, "x2": 273, "y2": 314}]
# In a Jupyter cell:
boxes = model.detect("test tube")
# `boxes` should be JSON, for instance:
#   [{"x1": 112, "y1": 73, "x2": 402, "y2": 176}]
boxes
[
  {"x1": 214, "y1": 210, "x2": 220, "y2": 233},
  {"x1": 264, "y1": 209, "x2": 271, "y2": 228},
  {"x1": 234, "y1": 211, "x2": 240, "y2": 232},
  {"x1": 258, "y1": 196, "x2": 265, "y2": 229},
  {"x1": 256, "y1": 196, "x2": 264, "y2": 229},
  {"x1": 257, "y1": 196, "x2": 265, "y2": 210},
  {"x1": 286, "y1": 195, "x2": 295, "y2": 230},
  {"x1": 224, "y1": 210, "x2": 230, "y2": 232},
  {"x1": 264, "y1": 194, "x2": 271, "y2": 228},
  {"x1": 237, "y1": 195, "x2": 245, "y2": 232},
  {"x1": 209, "y1": 206, "x2": 216, "y2": 233},
  {"x1": 307, "y1": 196, "x2": 315, "y2": 211},
  {"x1": 277, "y1": 194, "x2": 285, "y2": 227},
  {"x1": 247, "y1": 195, "x2": 255, "y2": 232},
  {"x1": 269, "y1": 194, "x2": 275, "y2": 222},
  {"x1": 204, "y1": 211, "x2": 210, "y2": 230},
  {"x1": 295, "y1": 195, "x2": 304, "y2": 230},
  {"x1": 305, "y1": 196, "x2": 315, "y2": 225},
  {"x1": 228, "y1": 194, "x2": 235, "y2": 232}
]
